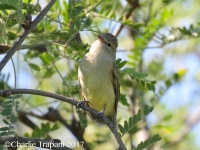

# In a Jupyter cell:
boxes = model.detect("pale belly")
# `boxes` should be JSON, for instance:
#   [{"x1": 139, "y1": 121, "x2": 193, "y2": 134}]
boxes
[
  {"x1": 78, "y1": 52, "x2": 116, "y2": 117},
  {"x1": 79, "y1": 72, "x2": 115, "y2": 117}
]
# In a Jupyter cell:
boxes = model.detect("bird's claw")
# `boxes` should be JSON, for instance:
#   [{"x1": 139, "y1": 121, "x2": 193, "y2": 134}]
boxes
[
  {"x1": 97, "y1": 110, "x2": 105, "y2": 123},
  {"x1": 77, "y1": 100, "x2": 89, "y2": 107}
]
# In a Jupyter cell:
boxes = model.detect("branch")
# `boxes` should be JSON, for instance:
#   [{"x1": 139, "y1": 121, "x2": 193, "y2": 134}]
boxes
[
  {"x1": 18, "y1": 111, "x2": 37, "y2": 130},
  {"x1": 0, "y1": 0, "x2": 56, "y2": 72},
  {"x1": 18, "y1": 111, "x2": 52, "y2": 139},
  {"x1": 114, "y1": 0, "x2": 140, "y2": 37},
  {"x1": 0, "y1": 89, "x2": 127, "y2": 150},
  {"x1": 0, "y1": 136, "x2": 72, "y2": 150}
]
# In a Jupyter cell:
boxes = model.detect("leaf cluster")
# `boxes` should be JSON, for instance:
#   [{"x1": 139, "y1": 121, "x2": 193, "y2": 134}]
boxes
[
  {"x1": 134, "y1": 134, "x2": 162, "y2": 150},
  {"x1": 118, "y1": 106, "x2": 162, "y2": 150},
  {"x1": 24, "y1": 122, "x2": 59, "y2": 138},
  {"x1": 0, "y1": 97, "x2": 20, "y2": 136},
  {"x1": 118, "y1": 106, "x2": 154, "y2": 137},
  {"x1": 116, "y1": 59, "x2": 156, "y2": 92}
]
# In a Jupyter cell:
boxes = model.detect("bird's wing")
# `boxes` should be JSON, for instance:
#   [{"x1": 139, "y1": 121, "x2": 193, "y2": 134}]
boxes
[
  {"x1": 78, "y1": 69, "x2": 86, "y2": 101},
  {"x1": 79, "y1": 81, "x2": 85, "y2": 101},
  {"x1": 111, "y1": 63, "x2": 120, "y2": 116}
]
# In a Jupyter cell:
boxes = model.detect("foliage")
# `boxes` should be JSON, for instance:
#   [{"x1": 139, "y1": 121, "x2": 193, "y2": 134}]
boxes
[
  {"x1": 0, "y1": 0, "x2": 200, "y2": 150},
  {"x1": 0, "y1": 97, "x2": 20, "y2": 136},
  {"x1": 77, "y1": 108, "x2": 87, "y2": 128},
  {"x1": 24, "y1": 122, "x2": 59, "y2": 138},
  {"x1": 122, "y1": 68, "x2": 156, "y2": 92},
  {"x1": 117, "y1": 58, "x2": 156, "y2": 92},
  {"x1": 118, "y1": 106, "x2": 154, "y2": 137},
  {"x1": 134, "y1": 134, "x2": 162, "y2": 150}
]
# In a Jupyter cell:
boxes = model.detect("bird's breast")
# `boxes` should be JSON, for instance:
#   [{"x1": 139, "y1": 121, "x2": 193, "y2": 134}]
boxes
[{"x1": 78, "y1": 53, "x2": 115, "y2": 115}]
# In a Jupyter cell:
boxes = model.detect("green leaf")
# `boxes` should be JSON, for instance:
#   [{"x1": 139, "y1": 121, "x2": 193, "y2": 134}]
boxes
[
  {"x1": 3, "y1": 104, "x2": 13, "y2": 109},
  {"x1": 120, "y1": 94, "x2": 129, "y2": 106},
  {"x1": 28, "y1": 63, "x2": 40, "y2": 71},
  {"x1": 123, "y1": 68, "x2": 148, "y2": 79},
  {"x1": 128, "y1": 117, "x2": 133, "y2": 128},
  {"x1": 151, "y1": 81, "x2": 157, "y2": 84},
  {"x1": 2, "y1": 100, "x2": 13, "y2": 106},
  {"x1": 0, "y1": 132, "x2": 8, "y2": 136},
  {"x1": 21, "y1": 2, "x2": 40, "y2": 12},
  {"x1": 118, "y1": 106, "x2": 154, "y2": 137},
  {"x1": 8, "y1": 130, "x2": 15, "y2": 136},
  {"x1": 124, "y1": 121, "x2": 128, "y2": 132},
  {"x1": 0, "y1": 0, "x2": 19, "y2": 10},
  {"x1": 10, "y1": 114, "x2": 18, "y2": 124},
  {"x1": 1, "y1": 109, "x2": 12, "y2": 116},
  {"x1": 146, "y1": 83, "x2": 156, "y2": 92},
  {"x1": 132, "y1": 72, "x2": 148, "y2": 79},
  {"x1": 24, "y1": 133, "x2": 30, "y2": 138},
  {"x1": 3, "y1": 119, "x2": 9, "y2": 125},
  {"x1": 5, "y1": 12, "x2": 19, "y2": 27},
  {"x1": 146, "y1": 83, "x2": 152, "y2": 91},
  {"x1": 118, "y1": 124, "x2": 124, "y2": 135},
  {"x1": 118, "y1": 60, "x2": 127, "y2": 69},
  {"x1": 118, "y1": 132, "x2": 122, "y2": 137},
  {"x1": 75, "y1": 6, "x2": 84, "y2": 15},
  {"x1": 7, "y1": 31, "x2": 17, "y2": 40},
  {"x1": 77, "y1": 108, "x2": 87, "y2": 128},
  {"x1": 134, "y1": 134, "x2": 162, "y2": 150},
  {"x1": 83, "y1": 17, "x2": 93, "y2": 28},
  {"x1": 15, "y1": 101, "x2": 20, "y2": 109},
  {"x1": 140, "y1": 80, "x2": 145, "y2": 87},
  {"x1": 9, "y1": 126, "x2": 14, "y2": 129},
  {"x1": 144, "y1": 106, "x2": 154, "y2": 115},
  {"x1": 40, "y1": 53, "x2": 50, "y2": 65},
  {"x1": 116, "y1": 58, "x2": 122, "y2": 64},
  {"x1": 122, "y1": 68, "x2": 136, "y2": 75},
  {"x1": 151, "y1": 84, "x2": 156, "y2": 92},
  {"x1": 15, "y1": 101, "x2": 19, "y2": 105},
  {"x1": 42, "y1": 122, "x2": 50, "y2": 133},
  {"x1": 149, "y1": 106, "x2": 154, "y2": 112},
  {"x1": 51, "y1": 123, "x2": 60, "y2": 131},
  {"x1": 0, "y1": 127, "x2": 9, "y2": 131},
  {"x1": 165, "y1": 79, "x2": 172, "y2": 88}
]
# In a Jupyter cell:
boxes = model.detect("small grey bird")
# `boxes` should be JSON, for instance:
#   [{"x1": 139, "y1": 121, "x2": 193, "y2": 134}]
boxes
[{"x1": 78, "y1": 33, "x2": 120, "y2": 127}]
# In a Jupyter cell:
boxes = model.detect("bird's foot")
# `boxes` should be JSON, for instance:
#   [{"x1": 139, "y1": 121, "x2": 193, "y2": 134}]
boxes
[
  {"x1": 97, "y1": 110, "x2": 105, "y2": 123},
  {"x1": 77, "y1": 100, "x2": 89, "y2": 107}
]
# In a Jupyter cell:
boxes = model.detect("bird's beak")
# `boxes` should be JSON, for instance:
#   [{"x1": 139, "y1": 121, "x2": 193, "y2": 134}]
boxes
[{"x1": 98, "y1": 35, "x2": 105, "y2": 43}]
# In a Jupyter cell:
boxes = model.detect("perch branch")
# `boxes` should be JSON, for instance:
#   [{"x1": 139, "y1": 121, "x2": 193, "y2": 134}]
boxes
[
  {"x1": 0, "y1": 0, "x2": 56, "y2": 71},
  {"x1": 0, "y1": 89, "x2": 127, "y2": 150}
]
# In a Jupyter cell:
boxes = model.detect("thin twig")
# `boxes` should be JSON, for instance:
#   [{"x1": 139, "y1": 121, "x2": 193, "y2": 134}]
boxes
[
  {"x1": 114, "y1": 0, "x2": 140, "y2": 37},
  {"x1": 11, "y1": 58, "x2": 17, "y2": 89},
  {"x1": 46, "y1": 53, "x2": 72, "y2": 96},
  {"x1": 0, "y1": 0, "x2": 56, "y2": 71},
  {"x1": 0, "y1": 89, "x2": 127, "y2": 150}
]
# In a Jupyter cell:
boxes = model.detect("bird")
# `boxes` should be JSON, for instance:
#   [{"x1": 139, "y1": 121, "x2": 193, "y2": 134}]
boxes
[{"x1": 78, "y1": 33, "x2": 120, "y2": 128}]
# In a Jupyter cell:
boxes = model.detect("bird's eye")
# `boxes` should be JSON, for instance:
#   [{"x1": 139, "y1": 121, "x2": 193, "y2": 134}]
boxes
[{"x1": 107, "y1": 43, "x2": 112, "y2": 47}]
